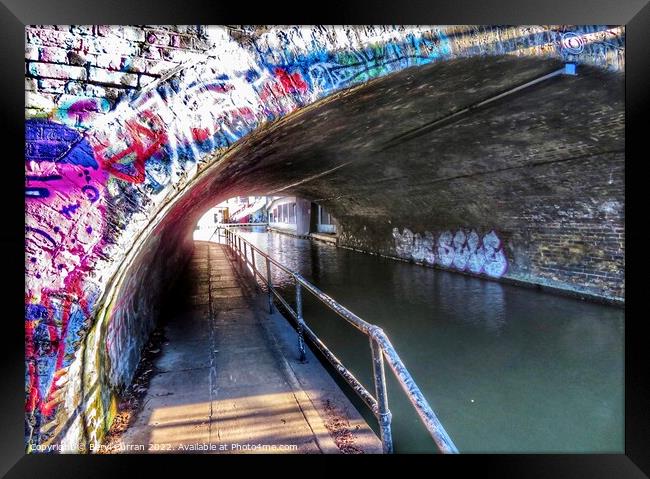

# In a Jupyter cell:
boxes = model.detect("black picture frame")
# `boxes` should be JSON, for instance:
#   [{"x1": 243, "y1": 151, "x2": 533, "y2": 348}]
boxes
[{"x1": 2, "y1": 1, "x2": 647, "y2": 477}]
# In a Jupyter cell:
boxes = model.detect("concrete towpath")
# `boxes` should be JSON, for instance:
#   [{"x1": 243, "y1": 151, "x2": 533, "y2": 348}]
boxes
[{"x1": 115, "y1": 240, "x2": 382, "y2": 454}]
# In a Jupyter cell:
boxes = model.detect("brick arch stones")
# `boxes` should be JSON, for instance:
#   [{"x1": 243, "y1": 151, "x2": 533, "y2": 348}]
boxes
[{"x1": 24, "y1": 26, "x2": 624, "y2": 450}]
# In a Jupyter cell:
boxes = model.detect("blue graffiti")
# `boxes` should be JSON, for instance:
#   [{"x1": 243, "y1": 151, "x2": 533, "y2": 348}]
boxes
[
  {"x1": 81, "y1": 185, "x2": 100, "y2": 203},
  {"x1": 251, "y1": 29, "x2": 452, "y2": 94},
  {"x1": 25, "y1": 119, "x2": 98, "y2": 169},
  {"x1": 62, "y1": 139, "x2": 98, "y2": 169},
  {"x1": 26, "y1": 175, "x2": 63, "y2": 182},
  {"x1": 25, "y1": 227, "x2": 57, "y2": 248},
  {"x1": 60, "y1": 203, "x2": 80, "y2": 219},
  {"x1": 36, "y1": 354, "x2": 57, "y2": 404},
  {"x1": 26, "y1": 304, "x2": 48, "y2": 322},
  {"x1": 26, "y1": 187, "x2": 50, "y2": 198},
  {"x1": 62, "y1": 304, "x2": 87, "y2": 367},
  {"x1": 244, "y1": 69, "x2": 260, "y2": 83}
]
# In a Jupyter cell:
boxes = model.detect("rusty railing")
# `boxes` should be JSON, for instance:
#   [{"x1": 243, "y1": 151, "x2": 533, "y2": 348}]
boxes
[{"x1": 213, "y1": 226, "x2": 458, "y2": 454}]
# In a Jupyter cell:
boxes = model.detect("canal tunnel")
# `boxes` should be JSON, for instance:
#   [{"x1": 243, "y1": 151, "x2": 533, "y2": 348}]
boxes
[{"x1": 24, "y1": 25, "x2": 624, "y2": 451}]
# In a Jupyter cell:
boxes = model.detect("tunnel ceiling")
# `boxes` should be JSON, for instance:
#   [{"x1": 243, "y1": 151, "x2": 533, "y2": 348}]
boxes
[{"x1": 173, "y1": 54, "x2": 623, "y2": 233}]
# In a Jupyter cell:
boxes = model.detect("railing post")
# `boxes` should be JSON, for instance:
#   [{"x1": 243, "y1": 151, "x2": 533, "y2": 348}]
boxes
[
  {"x1": 295, "y1": 280, "x2": 306, "y2": 362},
  {"x1": 251, "y1": 248, "x2": 256, "y2": 279},
  {"x1": 370, "y1": 336, "x2": 393, "y2": 453},
  {"x1": 266, "y1": 256, "x2": 274, "y2": 314},
  {"x1": 244, "y1": 241, "x2": 248, "y2": 266}
]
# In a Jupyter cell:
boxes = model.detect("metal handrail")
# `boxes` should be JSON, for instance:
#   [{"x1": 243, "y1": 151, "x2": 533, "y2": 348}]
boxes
[
  {"x1": 217, "y1": 222, "x2": 269, "y2": 227},
  {"x1": 212, "y1": 226, "x2": 458, "y2": 454}
]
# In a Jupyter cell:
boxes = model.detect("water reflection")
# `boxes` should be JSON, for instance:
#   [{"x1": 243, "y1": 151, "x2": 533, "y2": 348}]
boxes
[{"x1": 227, "y1": 227, "x2": 624, "y2": 453}]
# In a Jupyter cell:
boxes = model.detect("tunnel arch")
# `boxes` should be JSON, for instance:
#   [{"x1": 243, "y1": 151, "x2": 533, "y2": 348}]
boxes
[
  {"x1": 137, "y1": 54, "x2": 624, "y2": 301},
  {"x1": 24, "y1": 25, "x2": 624, "y2": 450}
]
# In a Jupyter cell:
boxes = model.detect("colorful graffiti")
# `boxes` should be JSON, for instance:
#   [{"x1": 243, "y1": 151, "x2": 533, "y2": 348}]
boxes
[
  {"x1": 25, "y1": 118, "x2": 108, "y2": 446},
  {"x1": 78, "y1": 28, "x2": 456, "y2": 196},
  {"x1": 392, "y1": 227, "x2": 508, "y2": 278},
  {"x1": 25, "y1": 120, "x2": 107, "y2": 296}
]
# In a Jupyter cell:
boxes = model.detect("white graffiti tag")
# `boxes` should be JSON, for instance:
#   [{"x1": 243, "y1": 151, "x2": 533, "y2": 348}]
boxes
[{"x1": 393, "y1": 227, "x2": 508, "y2": 278}]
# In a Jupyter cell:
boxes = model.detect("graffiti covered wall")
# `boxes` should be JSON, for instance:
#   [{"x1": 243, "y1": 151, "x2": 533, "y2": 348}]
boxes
[
  {"x1": 24, "y1": 25, "x2": 625, "y2": 451},
  {"x1": 391, "y1": 228, "x2": 508, "y2": 278}
]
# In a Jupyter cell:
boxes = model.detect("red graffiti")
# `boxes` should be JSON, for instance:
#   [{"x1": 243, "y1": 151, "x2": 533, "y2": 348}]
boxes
[
  {"x1": 92, "y1": 111, "x2": 167, "y2": 183},
  {"x1": 274, "y1": 68, "x2": 309, "y2": 94},
  {"x1": 202, "y1": 83, "x2": 235, "y2": 94},
  {"x1": 25, "y1": 269, "x2": 90, "y2": 417},
  {"x1": 191, "y1": 107, "x2": 257, "y2": 144},
  {"x1": 191, "y1": 127, "x2": 211, "y2": 143}
]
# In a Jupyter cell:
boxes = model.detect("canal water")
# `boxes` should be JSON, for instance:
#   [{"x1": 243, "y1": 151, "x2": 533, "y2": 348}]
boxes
[{"x1": 229, "y1": 227, "x2": 623, "y2": 453}]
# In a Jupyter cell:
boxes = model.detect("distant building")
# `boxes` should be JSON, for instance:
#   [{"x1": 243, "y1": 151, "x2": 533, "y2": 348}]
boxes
[
  {"x1": 267, "y1": 196, "x2": 338, "y2": 236},
  {"x1": 315, "y1": 204, "x2": 338, "y2": 234},
  {"x1": 267, "y1": 196, "x2": 298, "y2": 230},
  {"x1": 194, "y1": 195, "x2": 338, "y2": 241},
  {"x1": 194, "y1": 196, "x2": 267, "y2": 240}
]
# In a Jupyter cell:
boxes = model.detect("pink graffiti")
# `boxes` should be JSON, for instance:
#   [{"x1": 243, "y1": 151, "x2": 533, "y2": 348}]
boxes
[
  {"x1": 26, "y1": 161, "x2": 107, "y2": 300},
  {"x1": 66, "y1": 99, "x2": 100, "y2": 122}
]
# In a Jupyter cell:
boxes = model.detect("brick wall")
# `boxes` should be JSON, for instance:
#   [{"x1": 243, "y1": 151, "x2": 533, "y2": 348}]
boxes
[
  {"x1": 25, "y1": 25, "x2": 213, "y2": 126},
  {"x1": 511, "y1": 154, "x2": 625, "y2": 300},
  {"x1": 335, "y1": 152, "x2": 625, "y2": 303}
]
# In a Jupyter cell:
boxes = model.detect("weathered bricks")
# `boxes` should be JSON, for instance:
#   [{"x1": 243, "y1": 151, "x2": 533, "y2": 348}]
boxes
[
  {"x1": 36, "y1": 78, "x2": 67, "y2": 93},
  {"x1": 92, "y1": 53, "x2": 136, "y2": 72},
  {"x1": 88, "y1": 66, "x2": 138, "y2": 87},
  {"x1": 25, "y1": 44, "x2": 39, "y2": 61},
  {"x1": 26, "y1": 27, "x2": 84, "y2": 50},
  {"x1": 25, "y1": 24, "x2": 210, "y2": 113},
  {"x1": 25, "y1": 78, "x2": 37, "y2": 92},
  {"x1": 25, "y1": 91, "x2": 58, "y2": 110},
  {"x1": 142, "y1": 59, "x2": 178, "y2": 75},
  {"x1": 96, "y1": 25, "x2": 145, "y2": 42},
  {"x1": 27, "y1": 62, "x2": 87, "y2": 80},
  {"x1": 81, "y1": 35, "x2": 142, "y2": 56},
  {"x1": 84, "y1": 83, "x2": 126, "y2": 101},
  {"x1": 37, "y1": 46, "x2": 70, "y2": 64}
]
